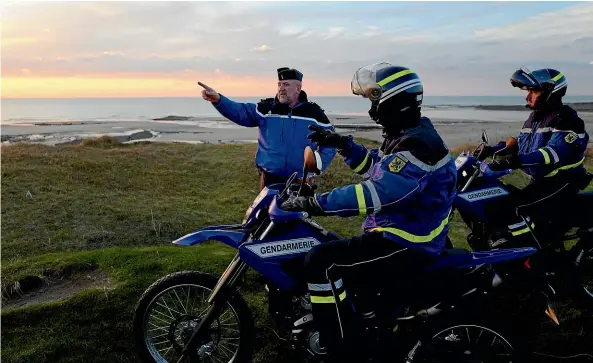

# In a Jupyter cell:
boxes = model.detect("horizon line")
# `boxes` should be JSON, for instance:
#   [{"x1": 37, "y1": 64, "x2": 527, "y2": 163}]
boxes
[{"x1": 4, "y1": 94, "x2": 593, "y2": 100}]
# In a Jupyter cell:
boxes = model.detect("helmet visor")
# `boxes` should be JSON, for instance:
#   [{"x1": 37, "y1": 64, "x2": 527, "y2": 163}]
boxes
[
  {"x1": 351, "y1": 62, "x2": 391, "y2": 101},
  {"x1": 510, "y1": 67, "x2": 552, "y2": 90}
]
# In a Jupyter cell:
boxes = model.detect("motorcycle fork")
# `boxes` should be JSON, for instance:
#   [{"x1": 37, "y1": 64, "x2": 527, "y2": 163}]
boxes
[{"x1": 181, "y1": 222, "x2": 275, "y2": 358}]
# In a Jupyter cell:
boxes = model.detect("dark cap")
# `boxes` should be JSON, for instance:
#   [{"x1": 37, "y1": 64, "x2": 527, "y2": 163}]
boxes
[{"x1": 277, "y1": 67, "x2": 303, "y2": 82}]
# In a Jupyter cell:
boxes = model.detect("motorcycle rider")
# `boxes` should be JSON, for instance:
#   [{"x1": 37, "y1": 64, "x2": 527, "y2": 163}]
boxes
[
  {"x1": 198, "y1": 67, "x2": 337, "y2": 190},
  {"x1": 281, "y1": 63, "x2": 457, "y2": 361},
  {"x1": 485, "y1": 67, "x2": 590, "y2": 249}
]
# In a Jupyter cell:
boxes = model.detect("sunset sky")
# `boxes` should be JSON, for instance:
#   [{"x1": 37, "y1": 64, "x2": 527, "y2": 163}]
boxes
[{"x1": 2, "y1": 1, "x2": 593, "y2": 98}]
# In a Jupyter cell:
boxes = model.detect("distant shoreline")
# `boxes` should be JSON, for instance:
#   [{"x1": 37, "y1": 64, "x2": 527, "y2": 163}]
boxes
[{"x1": 464, "y1": 102, "x2": 593, "y2": 112}]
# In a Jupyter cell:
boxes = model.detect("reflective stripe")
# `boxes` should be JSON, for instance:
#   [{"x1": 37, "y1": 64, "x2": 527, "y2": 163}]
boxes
[
  {"x1": 552, "y1": 72, "x2": 564, "y2": 82},
  {"x1": 362, "y1": 180, "x2": 382, "y2": 214},
  {"x1": 308, "y1": 279, "x2": 343, "y2": 291},
  {"x1": 511, "y1": 223, "x2": 535, "y2": 236},
  {"x1": 520, "y1": 127, "x2": 553, "y2": 134},
  {"x1": 377, "y1": 69, "x2": 413, "y2": 86},
  {"x1": 398, "y1": 151, "x2": 451, "y2": 172},
  {"x1": 310, "y1": 291, "x2": 347, "y2": 304},
  {"x1": 380, "y1": 82, "x2": 422, "y2": 104},
  {"x1": 308, "y1": 283, "x2": 332, "y2": 292},
  {"x1": 552, "y1": 129, "x2": 586, "y2": 138},
  {"x1": 553, "y1": 80, "x2": 567, "y2": 92},
  {"x1": 380, "y1": 79, "x2": 421, "y2": 100},
  {"x1": 539, "y1": 148, "x2": 551, "y2": 165},
  {"x1": 371, "y1": 211, "x2": 449, "y2": 243},
  {"x1": 508, "y1": 218, "x2": 530, "y2": 230},
  {"x1": 544, "y1": 146, "x2": 559, "y2": 164},
  {"x1": 355, "y1": 184, "x2": 366, "y2": 214},
  {"x1": 353, "y1": 152, "x2": 370, "y2": 173},
  {"x1": 545, "y1": 157, "x2": 585, "y2": 177}
]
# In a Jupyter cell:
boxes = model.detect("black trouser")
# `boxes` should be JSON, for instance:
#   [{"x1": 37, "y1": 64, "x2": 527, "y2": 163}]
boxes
[
  {"x1": 499, "y1": 175, "x2": 584, "y2": 249},
  {"x1": 303, "y1": 232, "x2": 429, "y2": 358},
  {"x1": 258, "y1": 168, "x2": 289, "y2": 190}
]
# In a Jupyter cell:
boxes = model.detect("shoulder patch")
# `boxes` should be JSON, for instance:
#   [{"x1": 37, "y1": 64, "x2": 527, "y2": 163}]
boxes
[
  {"x1": 388, "y1": 155, "x2": 407, "y2": 173},
  {"x1": 564, "y1": 131, "x2": 578, "y2": 144}
]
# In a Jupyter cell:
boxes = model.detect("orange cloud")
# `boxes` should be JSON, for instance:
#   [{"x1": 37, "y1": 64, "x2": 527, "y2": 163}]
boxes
[{"x1": 1, "y1": 75, "x2": 351, "y2": 98}]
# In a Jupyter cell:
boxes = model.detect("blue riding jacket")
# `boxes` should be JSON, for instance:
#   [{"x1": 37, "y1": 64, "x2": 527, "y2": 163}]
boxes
[
  {"x1": 313, "y1": 117, "x2": 458, "y2": 256},
  {"x1": 492, "y1": 104, "x2": 589, "y2": 181},
  {"x1": 212, "y1": 91, "x2": 337, "y2": 178}
]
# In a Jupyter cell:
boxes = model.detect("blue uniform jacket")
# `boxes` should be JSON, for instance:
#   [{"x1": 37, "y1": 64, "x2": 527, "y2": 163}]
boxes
[
  {"x1": 212, "y1": 91, "x2": 337, "y2": 178},
  {"x1": 492, "y1": 105, "x2": 589, "y2": 180},
  {"x1": 313, "y1": 117, "x2": 458, "y2": 256}
]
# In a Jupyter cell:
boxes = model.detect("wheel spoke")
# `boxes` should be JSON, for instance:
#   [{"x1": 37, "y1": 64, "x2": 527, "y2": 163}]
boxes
[{"x1": 142, "y1": 281, "x2": 242, "y2": 363}]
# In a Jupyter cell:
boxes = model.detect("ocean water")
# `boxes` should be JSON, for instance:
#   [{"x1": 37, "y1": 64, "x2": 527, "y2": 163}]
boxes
[{"x1": 2, "y1": 95, "x2": 591, "y2": 124}]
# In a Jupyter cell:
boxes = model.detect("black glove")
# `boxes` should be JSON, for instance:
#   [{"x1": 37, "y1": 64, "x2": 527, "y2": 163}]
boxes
[
  {"x1": 488, "y1": 154, "x2": 521, "y2": 171},
  {"x1": 479, "y1": 145, "x2": 494, "y2": 160},
  {"x1": 307, "y1": 125, "x2": 352, "y2": 150},
  {"x1": 281, "y1": 196, "x2": 327, "y2": 216}
]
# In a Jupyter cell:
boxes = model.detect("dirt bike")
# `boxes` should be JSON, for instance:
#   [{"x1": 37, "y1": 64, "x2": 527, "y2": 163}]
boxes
[
  {"x1": 133, "y1": 146, "x2": 554, "y2": 363},
  {"x1": 449, "y1": 130, "x2": 593, "y2": 306}
]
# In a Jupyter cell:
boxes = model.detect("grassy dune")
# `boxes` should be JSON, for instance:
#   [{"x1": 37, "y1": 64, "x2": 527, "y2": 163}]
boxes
[{"x1": 1, "y1": 137, "x2": 592, "y2": 362}]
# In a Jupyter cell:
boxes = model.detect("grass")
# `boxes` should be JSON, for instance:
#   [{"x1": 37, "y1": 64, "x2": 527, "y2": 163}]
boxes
[{"x1": 1, "y1": 137, "x2": 592, "y2": 362}]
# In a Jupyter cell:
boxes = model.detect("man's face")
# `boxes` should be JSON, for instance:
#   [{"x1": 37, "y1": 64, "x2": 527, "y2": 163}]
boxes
[
  {"x1": 277, "y1": 80, "x2": 301, "y2": 105},
  {"x1": 526, "y1": 89, "x2": 542, "y2": 109}
]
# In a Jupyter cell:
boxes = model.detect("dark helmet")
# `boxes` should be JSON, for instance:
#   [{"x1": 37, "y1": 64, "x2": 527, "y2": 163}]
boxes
[
  {"x1": 510, "y1": 67, "x2": 567, "y2": 109},
  {"x1": 351, "y1": 62, "x2": 423, "y2": 127}
]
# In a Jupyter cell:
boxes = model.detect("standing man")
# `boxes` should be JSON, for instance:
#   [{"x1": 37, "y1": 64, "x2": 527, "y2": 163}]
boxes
[{"x1": 198, "y1": 67, "x2": 337, "y2": 190}]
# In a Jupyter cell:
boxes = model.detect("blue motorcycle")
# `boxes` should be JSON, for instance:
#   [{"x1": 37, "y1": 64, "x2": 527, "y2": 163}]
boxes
[
  {"x1": 451, "y1": 131, "x2": 593, "y2": 305},
  {"x1": 133, "y1": 146, "x2": 546, "y2": 363}
]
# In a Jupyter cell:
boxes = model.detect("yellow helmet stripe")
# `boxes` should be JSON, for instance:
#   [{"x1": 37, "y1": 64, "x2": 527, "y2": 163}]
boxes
[
  {"x1": 552, "y1": 72, "x2": 564, "y2": 82},
  {"x1": 377, "y1": 69, "x2": 414, "y2": 87}
]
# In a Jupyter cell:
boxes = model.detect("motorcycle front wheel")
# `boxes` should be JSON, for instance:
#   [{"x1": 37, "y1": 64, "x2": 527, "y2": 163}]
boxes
[{"x1": 132, "y1": 271, "x2": 254, "y2": 363}]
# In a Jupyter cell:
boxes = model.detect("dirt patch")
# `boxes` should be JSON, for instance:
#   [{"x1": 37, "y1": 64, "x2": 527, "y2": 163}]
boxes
[{"x1": 1, "y1": 270, "x2": 114, "y2": 311}]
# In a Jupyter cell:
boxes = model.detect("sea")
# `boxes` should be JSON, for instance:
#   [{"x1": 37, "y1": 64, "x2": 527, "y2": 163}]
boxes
[{"x1": 2, "y1": 96, "x2": 592, "y2": 125}]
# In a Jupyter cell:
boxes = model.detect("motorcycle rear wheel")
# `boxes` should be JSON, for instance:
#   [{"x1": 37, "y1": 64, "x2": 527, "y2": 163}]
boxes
[
  {"x1": 132, "y1": 271, "x2": 254, "y2": 363},
  {"x1": 411, "y1": 315, "x2": 526, "y2": 363}
]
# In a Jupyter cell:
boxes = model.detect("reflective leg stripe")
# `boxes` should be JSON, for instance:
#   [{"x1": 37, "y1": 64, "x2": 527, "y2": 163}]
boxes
[
  {"x1": 352, "y1": 152, "x2": 371, "y2": 174},
  {"x1": 539, "y1": 148, "x2": 551, "y2": 165},
  {"x1": 355, "y1": 184, "x2": 367, "y2": 215},
  {"x1": 511, "y1": 223, "x2": 535, "y2": 236},
  {"x1": 545, "y1": 157, "x2": 585, "y2": 177},
  {"x1": 308, "y1": 279, "x2": 343, "y2": 291},
  {"x1": 508, "y1": 217, "x2": 534, "y2": 236},
  {"x1": 370, "y1": 211, "x2": 450, "y2": 243},
  {"x1": 310, "y1": 291, "x2": 347, "y2": 304},
  {"x1": 362, "y1": 180, "x2": 382, "y2": 214}
]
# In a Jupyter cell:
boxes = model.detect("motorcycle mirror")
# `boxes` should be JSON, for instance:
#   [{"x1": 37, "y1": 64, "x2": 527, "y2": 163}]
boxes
[
  {"x1": 481, "y1": 130, "x2": 489, "y2": 144},
  {"x1": 303, "y1": 146, "x2": 321, "y2": 175}
]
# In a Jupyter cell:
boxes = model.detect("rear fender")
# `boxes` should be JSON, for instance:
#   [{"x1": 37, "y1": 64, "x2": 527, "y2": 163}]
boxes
[{"x1": 172, "y1": 224, "x2": 248, "y2": 249}]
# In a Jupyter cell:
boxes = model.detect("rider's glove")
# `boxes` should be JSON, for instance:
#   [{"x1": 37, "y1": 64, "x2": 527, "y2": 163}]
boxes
[
  {"x1": 307, "y1": 125, "x2": 352, "y2": 150},
  {"x1": 281, "y1": 196, "x2": 327, "y2": 216},
  {"x1": 488, "y1": 154, "x2": 521, "y2": 171},
  {"x1": 479, "y1": 146, "x2": 494, "y2": 161}
]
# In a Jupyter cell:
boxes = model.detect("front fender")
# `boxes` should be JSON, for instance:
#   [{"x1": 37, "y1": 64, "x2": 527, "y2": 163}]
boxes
[{"x1": 172, "y1": 224, "x2": 247, "y2": 249}]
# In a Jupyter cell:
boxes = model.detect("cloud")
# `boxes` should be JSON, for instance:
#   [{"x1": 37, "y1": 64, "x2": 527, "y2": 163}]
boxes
[
  {"x1": 475, "y1": 3, "x2": 593, "y2": 42},
  {"x1": 323, "y1": 27, "x2": 345, "y2": 39},
  {"x1": 251, "y1": 45, "x2": 273, "y2": 53},
  {"x1": 2, "y1": 2, "x2": 593, "y2": 96},
  {"x1": 590, "y1": 61, "x2": 593, "y2": 65}
]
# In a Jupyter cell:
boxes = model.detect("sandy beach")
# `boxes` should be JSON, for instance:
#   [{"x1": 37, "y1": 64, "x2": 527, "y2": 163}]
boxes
[{"x1": 2, "y1": 104, "x2": 593, "y2": 150}]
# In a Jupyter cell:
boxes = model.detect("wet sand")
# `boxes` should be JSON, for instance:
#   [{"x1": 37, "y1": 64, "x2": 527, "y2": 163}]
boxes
[{"x1": 2, "y1": 109, "x2": 592, "y2": 150}]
